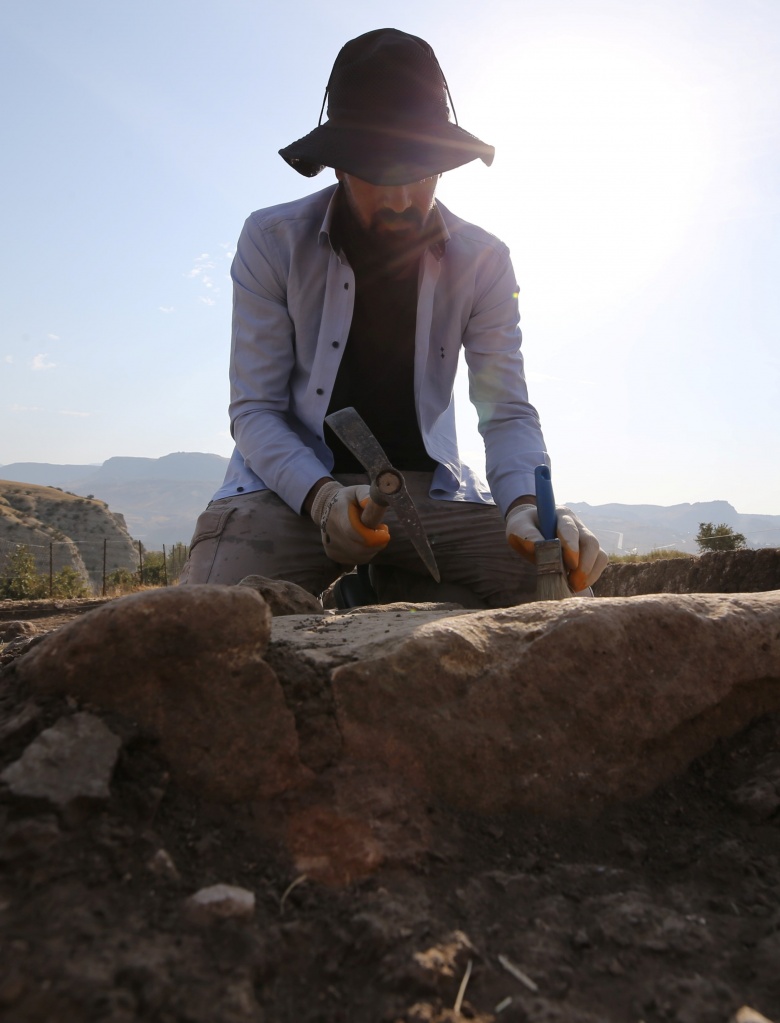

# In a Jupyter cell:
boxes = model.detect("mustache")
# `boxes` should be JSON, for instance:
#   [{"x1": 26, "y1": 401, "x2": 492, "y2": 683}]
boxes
[{"x1": 371, "y1": 208, "x2": 425, "y2": 230}]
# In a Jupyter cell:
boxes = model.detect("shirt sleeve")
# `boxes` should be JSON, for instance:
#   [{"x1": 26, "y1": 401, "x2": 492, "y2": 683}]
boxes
[
  {"x1": 462, "y1": 243, "x2": 550, "y2": 517},
  {"x1": 228, "y1": 215, "x2": 334, "y2": 513}
]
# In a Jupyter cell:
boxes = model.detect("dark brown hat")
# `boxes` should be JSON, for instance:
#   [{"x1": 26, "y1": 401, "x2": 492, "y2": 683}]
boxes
[{"x1": 279, "y1": 28, "x2": 495, "y2": 186}]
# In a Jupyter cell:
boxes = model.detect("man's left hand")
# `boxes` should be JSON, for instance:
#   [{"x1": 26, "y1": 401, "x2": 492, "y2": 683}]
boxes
[{"x1": 506, "y1": 504, "x2": 609, "y2": 591}]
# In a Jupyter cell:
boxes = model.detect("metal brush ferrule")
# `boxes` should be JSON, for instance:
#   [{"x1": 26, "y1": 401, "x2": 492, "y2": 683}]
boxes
[{"x1": 534, "y1": 539, "x2": 565, "y2": 575}]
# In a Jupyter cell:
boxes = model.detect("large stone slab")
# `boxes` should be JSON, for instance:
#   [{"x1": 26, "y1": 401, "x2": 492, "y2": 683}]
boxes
[
  {"x1": 277, "y1": 593, "x2": 780, "y2": 815},
  {"x1": 15, "y1": 585, "x2": 304, "y2": 800},
  {"x1": 11, "y1": 590, "x2": 780, "y2": 819}
]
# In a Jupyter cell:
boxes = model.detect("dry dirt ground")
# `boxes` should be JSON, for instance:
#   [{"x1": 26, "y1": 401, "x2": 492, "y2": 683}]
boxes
[{"x1": 1, "y1": 599, "x2": 779, "y2": 1023}]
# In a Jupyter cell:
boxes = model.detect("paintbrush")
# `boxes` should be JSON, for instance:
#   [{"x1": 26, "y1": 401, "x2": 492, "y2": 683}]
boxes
[{"x1": 534, "y1": 464, "x2": 573, "y2": 601}]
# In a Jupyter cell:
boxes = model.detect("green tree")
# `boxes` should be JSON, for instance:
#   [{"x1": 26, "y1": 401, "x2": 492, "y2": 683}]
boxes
[
  {"x1": 0, "y1": 546, "x2": 47, "y2": 599},
  {"x1": 695, "y1": 522, "x2": 747, "y2": 554}
]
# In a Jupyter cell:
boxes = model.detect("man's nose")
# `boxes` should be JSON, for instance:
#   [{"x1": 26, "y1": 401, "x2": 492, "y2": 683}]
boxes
[{"x1": 381, "y1": 184, "x2": 413, "y2": 212}]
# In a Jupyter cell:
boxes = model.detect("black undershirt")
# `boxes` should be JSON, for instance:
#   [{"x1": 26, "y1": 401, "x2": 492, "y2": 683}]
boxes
[{"x1": 325, "y1": 191, "x2": 438, "y2": 474}]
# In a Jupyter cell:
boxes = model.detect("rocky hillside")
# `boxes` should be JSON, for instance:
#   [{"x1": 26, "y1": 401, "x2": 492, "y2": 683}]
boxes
[
  {"x1": 0, "y1": 453, "x2": 229, "y2": 547},
  {"x1": 0, "y1": 481, "x2": 138, "y2": 590}
]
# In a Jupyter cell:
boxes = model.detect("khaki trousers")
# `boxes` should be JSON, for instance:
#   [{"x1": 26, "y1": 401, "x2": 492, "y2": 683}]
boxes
[{"x1": 180, "y1": 472, "x2": 537, "y2": 609}]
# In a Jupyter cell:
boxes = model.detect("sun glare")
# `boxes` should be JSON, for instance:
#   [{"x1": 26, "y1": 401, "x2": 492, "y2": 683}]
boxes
[
  {"x1": 442, "y1": 32, "x2": 723, "y2": 478},
  {"x1": 443, "y1": 35, "x2": 719, "y2": 323}
]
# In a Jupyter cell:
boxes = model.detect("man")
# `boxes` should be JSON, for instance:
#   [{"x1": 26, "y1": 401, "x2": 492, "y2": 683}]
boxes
[{"x1": 181, "y1": 28, "x2": 607, "y2": 606}]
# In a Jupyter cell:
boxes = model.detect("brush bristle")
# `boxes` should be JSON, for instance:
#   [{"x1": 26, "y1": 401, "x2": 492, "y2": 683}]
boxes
[
  {"x1": 534, "y1": 539, "x2": 573, "y2": 602},
  {"x1": 535, "y1": 571, "x2": 573, "y2": 601}
]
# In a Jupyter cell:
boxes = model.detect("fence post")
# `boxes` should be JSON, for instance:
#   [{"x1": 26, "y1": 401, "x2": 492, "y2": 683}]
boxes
[
  {"x1": 102, "y1": 538, "x2": 107, "y2": 597},
  {"x1": 163, "y1": 544, "x2": 169, "y2": 587},
  {"x1": 49, "y1": 543, "x2": 53, "y2": 598},
  {"x1": 138, "y1": 541, "x2": 144, "y2": 585}
]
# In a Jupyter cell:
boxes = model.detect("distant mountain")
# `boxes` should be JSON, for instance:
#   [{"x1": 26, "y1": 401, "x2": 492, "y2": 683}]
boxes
[
  {"x1": 568, "y1": 500, "x2": 780, "y2": 555},
  {"x1": 3, "y1": 454, "x2": 780, "y2": 554},
  {"x1": 1, "y1": 452, "x2": 229, "y2": 488},
  {"x1": 0, "y1": 462, "x2": 101, "y2": 487},
  {"x1": 1, "y1": 452, "x2": 229, "y2": 548},
  {"x1": 77, "y1": 453, "x2": 230, "y2": 485}
]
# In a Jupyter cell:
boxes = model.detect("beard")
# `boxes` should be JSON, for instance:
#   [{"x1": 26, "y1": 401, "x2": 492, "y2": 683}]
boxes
[
  {"x1": 355, "y1": 206, "x2": 436, "y2": 276},
  {"x1": 337, "y1": 178, "x2": 440, "y2": 278}
]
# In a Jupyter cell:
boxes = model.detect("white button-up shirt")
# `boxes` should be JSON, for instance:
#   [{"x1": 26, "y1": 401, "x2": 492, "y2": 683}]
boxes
[{"x1": 213, "y1": 184, "x2": 548, "y2": 517}]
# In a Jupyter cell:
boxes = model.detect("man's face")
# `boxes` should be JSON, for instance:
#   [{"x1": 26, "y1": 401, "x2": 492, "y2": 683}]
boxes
[{"x1": 336, "y1": 171, "x2": 439, "y2": 244}]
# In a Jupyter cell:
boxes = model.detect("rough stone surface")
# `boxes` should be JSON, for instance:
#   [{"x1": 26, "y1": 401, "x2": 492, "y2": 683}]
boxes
[
  {"x1": 595, "y1": 547, "x2": 780, "y2": 596},
  {"x1": 238, "y1": 574, "x2": 325, "y2": 616},
  {"x1": 10, "y1": 589, "x2": 780, "y2": 821},
  {"x1": 14, "y1": 585, "x2": 304, "y2": 801},
  {"x1": 0, "y1": 712, "x2": 121, "y2": 811},
  {"x1": 316, "y1": 593, "x2": 780, "y2": 815}
]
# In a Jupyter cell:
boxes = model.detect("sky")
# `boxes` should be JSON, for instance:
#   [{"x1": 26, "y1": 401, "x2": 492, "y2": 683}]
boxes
[{"x1": 2, "y1": 0, "x2": 779, "y2": 514}]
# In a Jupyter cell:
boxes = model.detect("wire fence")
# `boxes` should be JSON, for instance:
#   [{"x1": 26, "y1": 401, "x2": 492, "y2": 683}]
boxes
[{"x1": 0, "y1": 537, "x2": 189, "y2": 598}]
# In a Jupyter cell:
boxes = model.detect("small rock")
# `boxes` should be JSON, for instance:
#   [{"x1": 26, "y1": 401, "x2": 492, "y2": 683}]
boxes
[
  {"x1": 0, "y1": 620, "x2": 36, "y2": 641},
  {"x1": 146, "y1": 848, "x2": 181, "y2": 883},
  {"x1": 0, "y1": 712, "x2": 121, "y2": 814},
  {"x1": 733, "y1": 1007, "x2": 776, "y2": 1023},
  {"x1": 185, "y1": 883, "x2": 256, "y2": 924},
  {"x1": 0, "y1": 635, "x2": 39, "y2": 665},
  {"x1": 238, "y1": 575, "x2": 324, "y2": 616}
]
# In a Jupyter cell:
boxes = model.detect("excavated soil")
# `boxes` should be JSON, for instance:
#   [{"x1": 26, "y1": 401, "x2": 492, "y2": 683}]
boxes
[{"x1": 1, "y1": 600, "x2": 779, "y2": 1023}]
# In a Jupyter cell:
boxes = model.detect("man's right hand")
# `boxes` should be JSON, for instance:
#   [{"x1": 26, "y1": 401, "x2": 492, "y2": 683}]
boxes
[{"x1": 310, "y1": 480, "x2": 391, "y2": 565}]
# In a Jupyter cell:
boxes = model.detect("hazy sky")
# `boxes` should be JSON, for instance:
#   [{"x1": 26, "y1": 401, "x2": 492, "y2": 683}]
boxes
[{"x1": 3, "y1": 0, "x2": 779, "y2": 513}]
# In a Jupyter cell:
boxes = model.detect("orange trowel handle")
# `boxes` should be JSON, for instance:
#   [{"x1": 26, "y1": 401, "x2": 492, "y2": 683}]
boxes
[{"x1": 361, "y1": 469, "x2": 403, "y2": 528}]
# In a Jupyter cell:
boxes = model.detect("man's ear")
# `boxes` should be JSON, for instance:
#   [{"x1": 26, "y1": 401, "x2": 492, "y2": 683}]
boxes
[{"x1": 335, "y1": 169, "x2": 345, "y2": 182}]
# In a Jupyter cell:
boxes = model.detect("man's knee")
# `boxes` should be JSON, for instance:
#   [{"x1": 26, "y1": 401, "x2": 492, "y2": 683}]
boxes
[
  {"x1": 180, "y1": 500, "x2": 239, "y2": 584},
  {"x1": 181, "y1": 491, "x2": 338, "y2": 592}
]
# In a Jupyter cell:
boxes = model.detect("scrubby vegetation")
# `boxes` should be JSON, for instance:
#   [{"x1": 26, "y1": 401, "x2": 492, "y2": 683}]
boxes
[
  {"x1": 104, "y1": 542, "x2": 189, "y2": 595},
  {"x1": 1, "y1": 541, "x2": 189, "y2": 600},
  {"x1": 610, "y1": 548, "x2": 694, "y2": 564},
  {"x1": 0, "y1": 546, "x2": 91, "y2": 599}
]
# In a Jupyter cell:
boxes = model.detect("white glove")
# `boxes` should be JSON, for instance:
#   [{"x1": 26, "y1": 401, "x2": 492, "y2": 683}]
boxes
[
  {"x1": 310, "y1": 480, "x2": 391, "y2": 566},
  {"x1": 506, "y1": 503, "x2": 609, "y2": 590}
]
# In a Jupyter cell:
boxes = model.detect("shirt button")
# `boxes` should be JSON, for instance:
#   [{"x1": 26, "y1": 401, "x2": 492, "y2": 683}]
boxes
[
  {"x1": 344, "y1": 282, "x2": 349, "y2": 290},
  {"x1": 316, "y1": 388, "x2": 324, "y2": 395},
  {"x1": 237, "y1": 486, "x2": 244, "y2": 493},
  {"x1": 332, "y1": 341, "x2": 340, "y2": 348}
]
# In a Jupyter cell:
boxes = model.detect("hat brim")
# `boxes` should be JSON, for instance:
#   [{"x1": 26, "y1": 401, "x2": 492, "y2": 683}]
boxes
[{"x1": 279, "y1": 121, "x2": 494, "y2": 185}]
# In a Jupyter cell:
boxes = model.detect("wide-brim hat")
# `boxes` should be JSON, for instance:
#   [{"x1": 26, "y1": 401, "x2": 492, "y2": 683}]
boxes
[{"x1": 279, "y1": 28, "x2": 495, "y2": 186}]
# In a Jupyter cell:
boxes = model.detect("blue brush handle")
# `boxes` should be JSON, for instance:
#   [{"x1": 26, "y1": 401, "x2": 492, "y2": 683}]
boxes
[{"x1": 534, "y1": 465, "x2": 558, "y2": 541}]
